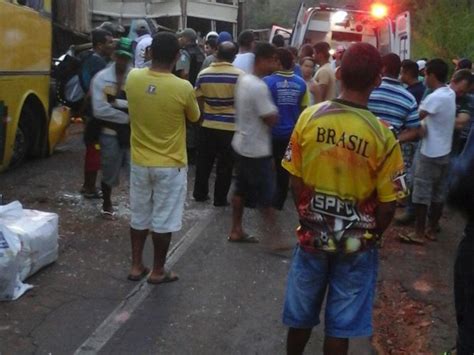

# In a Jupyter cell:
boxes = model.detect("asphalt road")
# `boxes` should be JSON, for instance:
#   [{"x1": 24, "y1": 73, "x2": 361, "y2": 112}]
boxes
[{"x1": 0, "y1": 124, "x2": 463, "y2": 354}]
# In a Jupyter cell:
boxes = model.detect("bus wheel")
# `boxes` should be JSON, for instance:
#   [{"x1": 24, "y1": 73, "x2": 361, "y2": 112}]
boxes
[{"x1": 10, "y1": 109, "x2": 32, "y2": 168}]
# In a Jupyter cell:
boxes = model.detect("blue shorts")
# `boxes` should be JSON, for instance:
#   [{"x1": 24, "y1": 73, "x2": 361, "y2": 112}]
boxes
[{"x1": 283, "y1": 246, "x2": 378, "y2": 338}]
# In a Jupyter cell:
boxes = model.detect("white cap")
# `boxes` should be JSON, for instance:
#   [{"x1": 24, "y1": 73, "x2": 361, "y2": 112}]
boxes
[
  {"x1": 417, "y1": 60, "x2": 426, "y2": 71},
  {"x1": 206, "y1": 31, "x2": 219, "y2": 41}
]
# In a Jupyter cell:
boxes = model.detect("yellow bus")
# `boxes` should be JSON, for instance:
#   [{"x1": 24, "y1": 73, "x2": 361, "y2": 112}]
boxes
[{"x1": 0, "y1": 0, "x2": 69, "y2": 170}]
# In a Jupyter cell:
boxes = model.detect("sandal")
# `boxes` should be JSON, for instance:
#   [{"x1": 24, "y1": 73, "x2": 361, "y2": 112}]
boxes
[
  {"x1": 82, "y1": 189, "x2": 103, "y2": 199},
  {"x1": 147, "y1": 271, "x2": 179, "y2": 285},
  {"x1": 127, "y1": 267, "x2": 150, "y2": 281},
  {"x1": 228, "y1": 234, "x2": 259, "y2": 243},
  {"x1": 100, "y1": 209, "x2": 117, "y2": 220},
  {"x1": 399, "y1": 232, "x2": 425, "y2": 245}
]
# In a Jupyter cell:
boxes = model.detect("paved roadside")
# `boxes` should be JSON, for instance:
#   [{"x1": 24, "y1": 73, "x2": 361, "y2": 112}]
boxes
[{"x1": 0, "y1": 124, "x2": 463, "y2": 354}]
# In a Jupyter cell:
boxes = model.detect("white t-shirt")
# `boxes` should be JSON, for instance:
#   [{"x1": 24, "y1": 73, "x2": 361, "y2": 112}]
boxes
[
  {"x1": 232, "y1": 74, "x2": 278, "y2": 158},
  {"x1": 419, "y1": 86, "x2": 456, "y2": 158},
  {"x1": 233, "y1": 53, "x2": 255, "y2": 74},
  {"x1": 134, "y1": 34, "x2": 152, "y2": 68}
]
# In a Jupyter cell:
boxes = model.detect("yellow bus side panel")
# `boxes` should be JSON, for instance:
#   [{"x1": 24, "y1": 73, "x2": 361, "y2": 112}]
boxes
[
  {"x1": 0, "y1": 1, "x2": 52, "y2": 72},
  {"x1": 0, "y1": 76, "x2": 50, "y2": 170}
]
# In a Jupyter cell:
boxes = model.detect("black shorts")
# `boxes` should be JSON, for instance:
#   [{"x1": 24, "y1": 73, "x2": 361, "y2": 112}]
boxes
[{"x1": 234, "y1": 155, "x2": 274, "y2": 208}]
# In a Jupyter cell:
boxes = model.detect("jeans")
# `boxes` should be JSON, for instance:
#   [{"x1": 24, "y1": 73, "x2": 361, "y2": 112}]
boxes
[
  {"x1": 272, "y1": 137, "x2": 290, "y2": 210},
  {"x1": 455, "y1": 222, "x2": 474, "y2": 354}
]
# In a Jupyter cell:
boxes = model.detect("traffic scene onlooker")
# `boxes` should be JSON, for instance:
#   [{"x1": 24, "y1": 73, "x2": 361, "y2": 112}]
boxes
[
  {"x1": 193, "y1": 42, "x2": 243, "y2": 206},
  {"x1": 125, "y1": 32, "x2": 200, "y2": 283},
  {"x1": 282, "y1": 42, "x2": 406, "y2": 354},
  {"x1": 313, "y1": 41, "x2": 336, "y2": 103},
  {"x1": 91, "y1": 37, "x2": 133, "y2": 219},
  {"x1": 263, "y1": 48, "x2": 309, "y2": 210},
  {"x1": 229, "y1": 42, "x2": 278, "y2": 243}
]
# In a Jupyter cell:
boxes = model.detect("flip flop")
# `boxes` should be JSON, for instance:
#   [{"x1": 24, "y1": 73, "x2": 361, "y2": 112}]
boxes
[
  {"x1": 147, "y1": 271, "x2": 179, "y2": 285},
  {"x1": 127, "y1": 267, "x2": 150, "y2": 281},
  {"x1": 228, "y1": 235, "x2": 260, "y2": 243},
  {"x1": 399, "y1": 232, "x2": 425, "y2": 245},
  {"x1": 100, "y1": 209, "x2": 117, "y2": 220},
  {"x1": 83, "y1": 190, "x2": 103, "y2": 199},
  {"x1": 425, "y1": 232, "x2": 438, "y2": 241}
]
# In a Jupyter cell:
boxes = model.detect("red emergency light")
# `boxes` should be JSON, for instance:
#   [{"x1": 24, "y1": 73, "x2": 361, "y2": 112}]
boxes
[{"x1": 371, "y1": 3, "x2": 388, "y2": 18}]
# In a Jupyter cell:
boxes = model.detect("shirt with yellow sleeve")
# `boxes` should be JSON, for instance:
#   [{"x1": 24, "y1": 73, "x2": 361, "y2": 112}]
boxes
[
  {"x1": 282, "y1": 99, "x2": 406, "y2": 254},
  {"x1": 125, "y1": 68, "x2": 200, "y2": 167}
]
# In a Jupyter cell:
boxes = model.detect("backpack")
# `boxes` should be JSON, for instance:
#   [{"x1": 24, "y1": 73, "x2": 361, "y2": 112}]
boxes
[
  {"x1": 186, "y1": 44, "x2": 205, "y2": 86},
  {"x1": 53, "y1": 48, "x2": 93, "y2": 111}
]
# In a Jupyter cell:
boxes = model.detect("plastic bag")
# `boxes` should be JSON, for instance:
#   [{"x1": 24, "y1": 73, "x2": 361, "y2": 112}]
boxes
[
  {"x1": 0, "y1": 201, "x2": 58, "y2": 301},
  {"x1": 0, "y1": 225, "x2": 33, "y2": 301}
]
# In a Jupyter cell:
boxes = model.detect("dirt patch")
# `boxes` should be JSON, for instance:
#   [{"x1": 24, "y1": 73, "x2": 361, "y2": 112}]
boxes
[{"x1": 373, "y1": 280, "x2": 435, "y2": 354}]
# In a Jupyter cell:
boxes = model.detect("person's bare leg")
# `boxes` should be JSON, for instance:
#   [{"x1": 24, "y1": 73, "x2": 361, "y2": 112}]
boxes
[
  {"x1": 230, "y1": 195, "x2": 247, "y2": 240},
  {"x1": 287, "y1": 327, "x2": 312, "y2": 355},
  {"x1": 427, "y1": 202, "x2": 443, "y2": 240},
  {"x1": 323, "y1": 336, "x2": 349, "y2": 355},
  {"x1": 148, "y1": 232, "x2": 177, "y2": 282},
  {"x1": 84, "y1": 171, "x2": 98, "y2": 194},
  {"x1": 129, "y1": 227, "x2": 148, "y2": 277},
  {"x1": 101, "y1": 182, "x2": 113, "y2": 212},
  {"x1": 415, "y1": 203, "x2": 428, "y2": 239}
]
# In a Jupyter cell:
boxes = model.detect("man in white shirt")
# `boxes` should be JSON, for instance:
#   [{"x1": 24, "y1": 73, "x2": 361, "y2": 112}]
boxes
[
  {"x1": 229, "y1": 42, "x2": 279, "y2": 243},
  {"x1": 408, "y1": 59, "x2": 456, "y2": 244},
  {"x1": 133, "y1": 21, "x2": 152, "y2": 68},
  {"x1": 233, "y1": 30, "x2": 255, "y2": 74}
]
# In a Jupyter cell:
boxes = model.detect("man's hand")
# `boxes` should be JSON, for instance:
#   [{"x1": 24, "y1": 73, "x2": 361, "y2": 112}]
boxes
[
  {"x1": 375, "y1": 201, "x2": 396, "y2": 236},
  {"x1": 262, "y1": 113, "x2": 279, "y2": 127},
  {"x1": 398, "y1": 127, "x2": 421, "y2": 143}
]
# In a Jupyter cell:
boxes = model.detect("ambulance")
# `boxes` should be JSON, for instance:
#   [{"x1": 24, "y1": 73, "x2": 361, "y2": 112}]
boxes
[{"x1": 290, "y1": 2, "x2": 411, "y2": 60}]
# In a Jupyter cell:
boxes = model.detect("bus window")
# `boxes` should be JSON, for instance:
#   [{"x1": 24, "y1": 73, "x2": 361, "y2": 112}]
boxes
[{"x1": 16, "y1": 0, "x2": 43, "y2": 10}]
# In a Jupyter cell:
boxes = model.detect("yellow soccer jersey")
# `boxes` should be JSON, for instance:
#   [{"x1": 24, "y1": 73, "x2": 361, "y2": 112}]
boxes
[
  {"x1": 126, "y1": 68, "x2": 200, "y2": 167},
  {"x1": 282, "y1": 99, "x2": 406, "y2": 253}
]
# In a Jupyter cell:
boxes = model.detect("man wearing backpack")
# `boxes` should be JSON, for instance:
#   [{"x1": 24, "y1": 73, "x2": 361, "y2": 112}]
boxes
[
  {"x1": 80, "y1": 28, "x2": 115, "y2": 199},
  {"x1": 91, "y1": 37, "x2": 133, "y2": 219}
]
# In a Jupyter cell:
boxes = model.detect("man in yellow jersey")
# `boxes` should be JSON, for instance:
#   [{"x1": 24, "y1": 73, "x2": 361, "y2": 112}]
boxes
[
  {"x1": 193, "y1": 41, "x2": 243, "y2": 206},
  {"x1": 282, "y1": 43, "x2": 407, "y2": 355},
  {"x1": 125, "y1": 32, "x2": 200, "y2": 284}
]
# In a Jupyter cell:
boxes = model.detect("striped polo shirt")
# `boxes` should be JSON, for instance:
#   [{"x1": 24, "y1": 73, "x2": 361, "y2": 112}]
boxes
[
  {"x1": 368, "y1": 77, "x2": 420, "y2": 134},
  {"x1": 195, "y1": 62, "x2": 244, "y2": 131}
]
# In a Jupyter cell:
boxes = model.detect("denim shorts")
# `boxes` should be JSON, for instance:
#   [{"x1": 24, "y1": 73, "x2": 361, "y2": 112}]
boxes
[
  {"x1": 283, "y1": 246, "x2": 378, "y2": 338},
  {"x1": 412, "y1": 153, "x2": 450, "y2": 205},
  {"x1": 100, "y1": 133, "x2": 130, "y2": 187}
]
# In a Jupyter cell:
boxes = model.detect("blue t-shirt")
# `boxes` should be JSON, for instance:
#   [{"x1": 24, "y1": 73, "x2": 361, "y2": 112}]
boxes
[
  {"x1": 406, "y1": 81, "x2": 426, "y2": 106},
  {"x1": 263, "y1": 71, "x2": 309, "y2": 139}
]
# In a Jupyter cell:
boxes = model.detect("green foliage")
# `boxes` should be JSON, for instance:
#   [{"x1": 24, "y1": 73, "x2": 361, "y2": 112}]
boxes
[
  {"x1": 409, "y1": 0, "x2": 474, "y2": 61},
  {"x1": 245, "y1": 0, "x2": 300, "y2": 29}
]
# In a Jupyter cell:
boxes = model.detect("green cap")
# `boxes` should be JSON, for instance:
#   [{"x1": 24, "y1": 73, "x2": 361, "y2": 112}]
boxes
[{"x1": 115, "y1": 37, "x2": 133, "y2": 59}]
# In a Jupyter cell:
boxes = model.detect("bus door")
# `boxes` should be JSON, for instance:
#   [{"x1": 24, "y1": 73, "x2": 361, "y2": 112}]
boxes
[{"x1": 394, "y1": 11, "x2": 411, "y2": 60}]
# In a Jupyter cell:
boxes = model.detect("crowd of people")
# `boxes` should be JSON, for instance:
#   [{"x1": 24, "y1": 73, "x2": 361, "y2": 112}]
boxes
[{"x1": 73, "y1": 21, "x2": 474, "y2": 354}]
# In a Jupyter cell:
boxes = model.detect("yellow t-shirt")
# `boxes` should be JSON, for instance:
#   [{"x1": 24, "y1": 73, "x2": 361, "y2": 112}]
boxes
[
  {"x1": 125, "y1": 68, "x2": 200, "y2": 167},
  {"x1": 282, "y1": 99, "x2": 406, "y2": 253}
]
